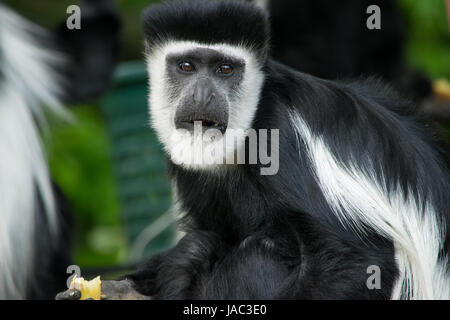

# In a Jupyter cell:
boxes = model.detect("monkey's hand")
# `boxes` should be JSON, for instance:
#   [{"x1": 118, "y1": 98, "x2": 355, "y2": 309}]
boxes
[{"x1": 55, "y1": 279, "x2": 152, "y2": 300}]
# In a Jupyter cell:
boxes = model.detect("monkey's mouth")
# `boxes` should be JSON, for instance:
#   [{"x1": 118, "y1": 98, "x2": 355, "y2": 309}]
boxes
[{"x1": 176, "y1": 118, "x2": 227, "y2": 133}]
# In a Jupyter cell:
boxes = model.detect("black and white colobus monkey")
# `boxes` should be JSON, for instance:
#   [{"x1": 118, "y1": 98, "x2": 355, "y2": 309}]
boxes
[
  {"x1": 123, "y1": 0, "x2": 449, "y2": 299},
  {"x1": 0, "y1": 0, "x2": 119, "y2": 299}
]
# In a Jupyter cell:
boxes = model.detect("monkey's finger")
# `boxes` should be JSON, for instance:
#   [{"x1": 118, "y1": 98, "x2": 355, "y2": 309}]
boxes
[{"x1": 55, "y1": 289, "x2": 82, "y2": 300}]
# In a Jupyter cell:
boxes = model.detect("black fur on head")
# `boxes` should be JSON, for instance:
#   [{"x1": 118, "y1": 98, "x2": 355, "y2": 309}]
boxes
[{"x1": 142, "y1": 0, "x2": 271, "y2": 63}]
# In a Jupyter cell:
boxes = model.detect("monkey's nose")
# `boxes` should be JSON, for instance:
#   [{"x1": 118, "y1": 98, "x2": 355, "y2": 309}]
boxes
[{"x1": 193, "y1": 80, "x2": 216, "y2": 107}]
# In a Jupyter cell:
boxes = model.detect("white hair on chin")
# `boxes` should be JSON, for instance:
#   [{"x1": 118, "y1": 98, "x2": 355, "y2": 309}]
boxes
[
  {"x1": 289, "y1": 110, "x2": 449, "y2": 300},
  {"x1": 0, "y1": 4, "x2": 68, "y2": 299}
]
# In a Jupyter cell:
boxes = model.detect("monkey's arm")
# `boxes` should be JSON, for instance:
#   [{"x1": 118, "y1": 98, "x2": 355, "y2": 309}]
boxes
[
  {"x1": 55, "y1": 279, "x2": 151, "y2": 300},
  {"x1": 124, "y1": 230, "x2": 227, "y2": 299},
  {"x1": 55, "y1": 231, "x2": 225, "y2": 300}
]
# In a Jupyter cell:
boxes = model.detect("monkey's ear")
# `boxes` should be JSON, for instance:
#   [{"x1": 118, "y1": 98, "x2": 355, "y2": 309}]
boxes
[{"x1": 55, "y1": 0, "x2": 121, "y2": 105}]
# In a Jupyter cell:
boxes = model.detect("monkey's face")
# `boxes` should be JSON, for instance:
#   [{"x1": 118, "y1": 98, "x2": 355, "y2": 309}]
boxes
[
  {"x1": 146, "y1": 41, "x2": 265, "y2": 170},
  {"x1": 168, "y1": 47, "x2": 244, "y2": 135}
]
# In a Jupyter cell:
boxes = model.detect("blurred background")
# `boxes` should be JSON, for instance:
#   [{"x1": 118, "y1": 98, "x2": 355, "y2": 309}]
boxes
[{"x1": 4, "y1": 0, "x2": 450, "y2": 275}]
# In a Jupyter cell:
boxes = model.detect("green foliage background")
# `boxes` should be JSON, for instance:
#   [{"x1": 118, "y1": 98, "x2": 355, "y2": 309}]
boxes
[{"x1": 5, "y1": 0, "x2": 450, "y2": 268}]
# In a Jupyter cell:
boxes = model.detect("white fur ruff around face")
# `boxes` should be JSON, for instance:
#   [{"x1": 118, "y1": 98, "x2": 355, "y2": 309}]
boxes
[{"x1": 145, "y1": 41, "x2": 265, "y2": 170}]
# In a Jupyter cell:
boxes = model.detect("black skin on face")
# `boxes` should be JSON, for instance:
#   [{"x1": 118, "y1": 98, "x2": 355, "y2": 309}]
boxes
[{"x1": 167, "y1": 48, "x2": 245, "y2": 132}]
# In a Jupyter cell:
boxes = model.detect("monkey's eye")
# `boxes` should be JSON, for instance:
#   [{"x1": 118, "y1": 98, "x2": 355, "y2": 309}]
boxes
[
  {"x1": 216, "y1": 64, "x2": 233, "y2": 75},
  {"x1": 178, "y1": 61, "x2": 195, "y2": 73}
]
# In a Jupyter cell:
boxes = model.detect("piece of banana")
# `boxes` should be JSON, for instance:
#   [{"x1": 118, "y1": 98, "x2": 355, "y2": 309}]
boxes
[
  {"x1": 69, "y1": 275, "x2": 102, "y2": 300},
  {"x1": 433, "y1": 78, "x2": 450, "y2": 101}
]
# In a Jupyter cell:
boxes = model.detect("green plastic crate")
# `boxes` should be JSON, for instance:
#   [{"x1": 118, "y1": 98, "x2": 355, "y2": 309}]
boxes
[{"x1": 100, "y1": 61, "x2": 175, "y2": 262}]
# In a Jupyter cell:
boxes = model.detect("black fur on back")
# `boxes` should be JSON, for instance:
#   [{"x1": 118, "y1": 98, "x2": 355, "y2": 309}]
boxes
[{"x1": 142, "y1": 0, "x2": 270, "y2": 62}]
